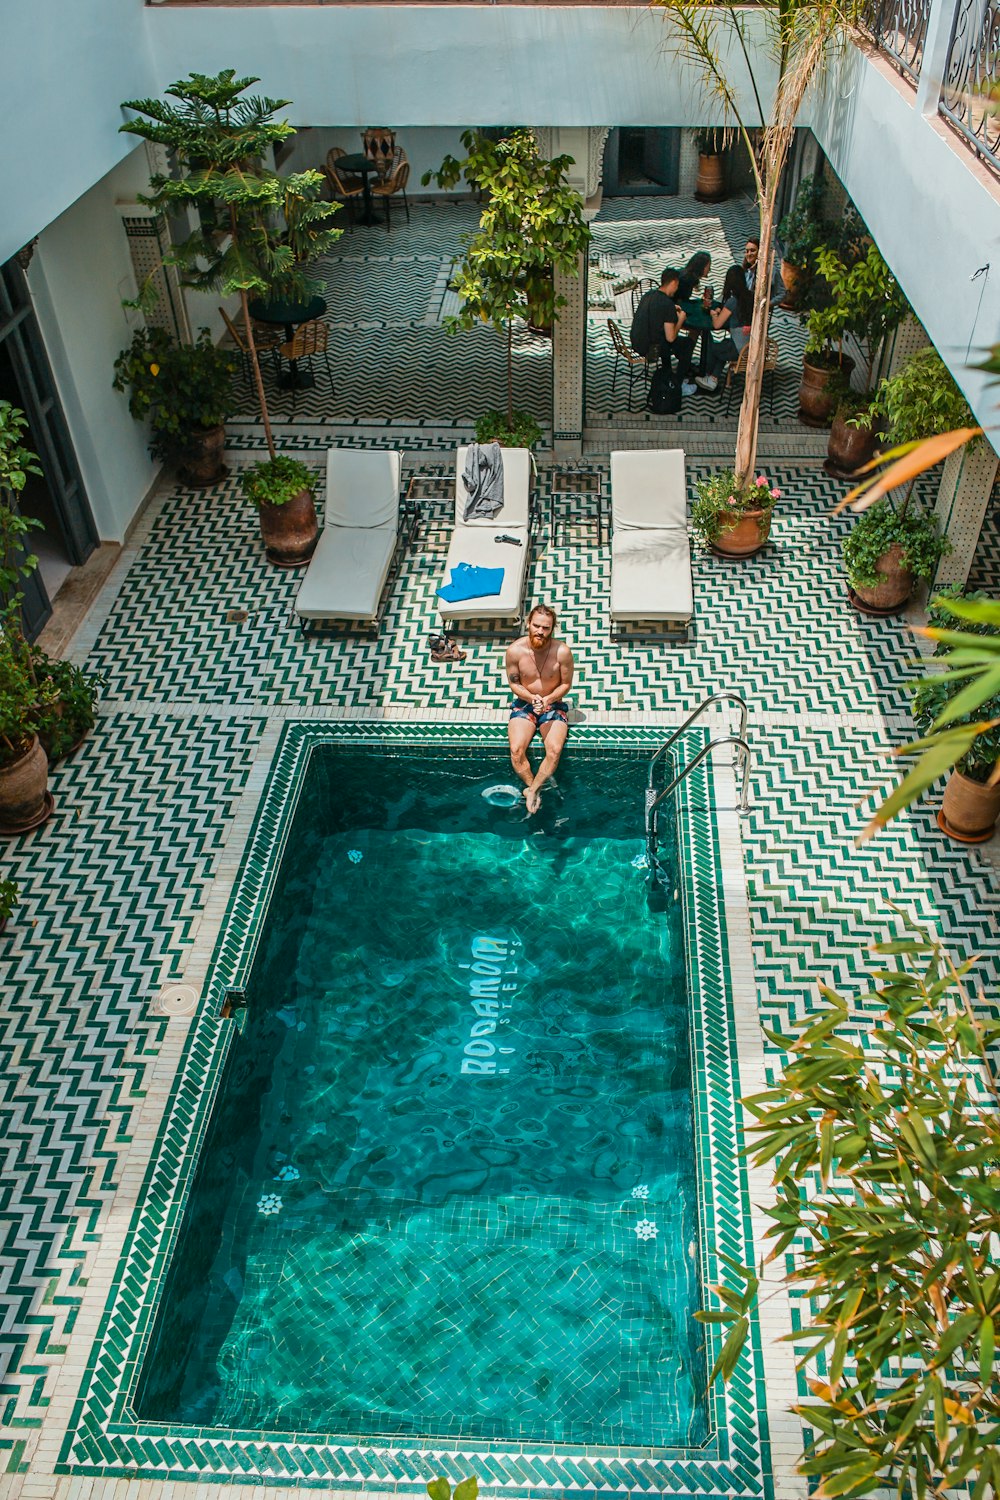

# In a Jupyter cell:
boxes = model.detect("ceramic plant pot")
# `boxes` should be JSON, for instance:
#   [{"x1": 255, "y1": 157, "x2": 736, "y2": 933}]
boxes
[
  {"x1": 180, "y1": 423, "x2": 227, "y2": 487},
  {"x1": 849, "y1": 542, "x2": 913, "y2": 615},
  {"x1": 712, "y1": 506, "x2": 772, "y2": 557},
  {"x1": 695, "y1": 153, "x2": 726, "y2": 203},
  {"x1": 798, "y1": 354, "x2": 854, "y2": 428},
  {"x1": 938, "y1": 766, "x2": 1000, "y2": 843},
  {"x1": 258, "y1": 487, "x2": 319, "y2": 568},
  {"x1": 0, "y1": 735, "x2": 53, "y2": 835},
  {"x1": 779, "y1": 259, "x2": 807, "y2": 309},
  {"x1": 826, "y1": 412, "x2": 878, "y2": 478}
]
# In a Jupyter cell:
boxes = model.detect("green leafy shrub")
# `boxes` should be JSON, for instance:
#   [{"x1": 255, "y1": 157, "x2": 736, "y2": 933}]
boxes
[
  {"x1": 240, "y1": 456, "x2": 313, "y2": 507},
  {"x1": 0, "y1": 402, "x2": 42, "y2": 498},
  {"x1": 804, "y1": 245, "x2": 908, "y2": 383},
  {"x1": 731, "y1": 915, "x2": 1000, "y2": 1500},
  {"x1": 0, "y1": 630, "x2": 49, "y2": 766},
  {"x1": 0, "y1": 877, "x2": 18, "y2": 924},
  {"x1": 474, "y1": 409, "x2": 542, "y2": 449},
  {"x1": 113, "y1": 326, "x2": 236, "y2": 463},
  {"x1": 841, "y1": 500, "x2": 948, "y2": 590},
  {"x1": 691, "y1": 469, "x2": 781, "y2": 547},
  {"x1": 778, "y1": 176, "x2": 827, "y2": 269},
  {"x1": 876, "y1": 345, "x2": 977, "y2": 447},
  {"x1": 911, "y1": 589, "x2": 1000, "y2": 784},
  {"x1": 31, "y1": 652, "x2": 101, "y2": 762}
]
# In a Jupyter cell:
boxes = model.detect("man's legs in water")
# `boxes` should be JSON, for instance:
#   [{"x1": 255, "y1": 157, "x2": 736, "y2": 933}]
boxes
[
  {"x1": 524, "y1": 717, "x2": 568, "y2": 815},
  {"x1": 508, "y1": 714, "x2": 537, "y2": 791}
]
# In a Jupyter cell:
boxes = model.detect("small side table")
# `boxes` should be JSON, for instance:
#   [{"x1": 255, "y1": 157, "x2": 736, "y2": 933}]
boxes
[
  {"x1": 337, "y1": 153, "x2": 380, "y2": 226},
  {"x1": 548, "y1": 467, "x2": 607, "y2": 546}
]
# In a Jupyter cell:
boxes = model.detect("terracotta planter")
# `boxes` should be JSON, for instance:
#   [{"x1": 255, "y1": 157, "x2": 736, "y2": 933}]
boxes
[
  {"x1": 695, "y1": 153, "x2": 726, "y2": 202},
  {"x1": 712, "y1": 506, "x2": 772, "y2": 557},
  {"x1": 180, "y1": 423, "x2": 227, "y2": 487},
  {"x1": 779, "y1": 259, "x2": 807, "y2": 309},
  {"x1": 826, "y1": 412, "x2": 878, "y2": 477},
  {"x1": 258, "y1": 487, "x2": 319, "y2": 568},
  {"x1": 0, "y1": 735, "x2": 53, "y2": 835},
  {"x1": 798, "y1": 354, "x2": 855, "y2": 428},
  {"x1": 938, "y1": 766, "x2": 1000, "y2": 843},
  {"x1": 849, "y1": 541, "x2": 913, "y2": 615}
]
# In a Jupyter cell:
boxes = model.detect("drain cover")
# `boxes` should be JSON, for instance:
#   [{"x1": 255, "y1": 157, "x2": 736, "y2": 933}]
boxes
[
  {"x1": 152, "y1": 983, "x2": 198, "y2": 1018},
  {"x1": 225, "y1": 608, "x2": 249, "y2": 624}
]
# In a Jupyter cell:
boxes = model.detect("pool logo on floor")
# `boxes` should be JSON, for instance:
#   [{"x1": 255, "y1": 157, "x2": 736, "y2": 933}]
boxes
[{"x1": 458, "y1": 932, "x2": 520, "y2": 1076}]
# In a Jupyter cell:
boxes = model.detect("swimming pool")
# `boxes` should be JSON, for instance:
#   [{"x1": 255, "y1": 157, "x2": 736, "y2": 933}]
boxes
[
  {"x1": 137, "y1": 742, "x2": 705, "y2": 1446},
  {"x1": 65, "y1": 722, "x2": 770, "y2": 1496}
]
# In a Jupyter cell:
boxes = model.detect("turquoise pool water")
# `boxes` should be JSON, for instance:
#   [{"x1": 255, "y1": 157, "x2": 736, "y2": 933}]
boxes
[{"x1": 138, "y1": 744, "x2": 706, "y2": 1447}]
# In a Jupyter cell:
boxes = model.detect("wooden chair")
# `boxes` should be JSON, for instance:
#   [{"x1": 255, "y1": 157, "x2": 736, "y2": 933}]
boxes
[
  {"x1": 371, "y1": 155, "x2": 410, "y2": 230},
  {"x1": 219, "y1": 307, "x2": 281, "y2": 386},
  {"x1": 362, "y1": 127, "x2": 397, "y2": 177},
  {"x1": 608, "y1": 320, "x2": 657, "y2": 412},
  {"x1": 324, "y1": 148, "x2": 364, "y2": 226},
  {"x1": 279, "y1": 319, "x2": 334, "y2": 411},
  {"x1": 724, "y1": 336, "x2": 779, "y2": 416}
]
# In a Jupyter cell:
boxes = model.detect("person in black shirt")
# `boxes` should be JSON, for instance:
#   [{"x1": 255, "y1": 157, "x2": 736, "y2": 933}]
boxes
[{"x1": 629, "y1": 267, "x2": 696, "y2": 393}]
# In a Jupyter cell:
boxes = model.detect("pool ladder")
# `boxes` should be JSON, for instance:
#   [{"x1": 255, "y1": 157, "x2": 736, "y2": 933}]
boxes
[{"x1": 644, "y1": 693, "x2": 751, "y2": 880}]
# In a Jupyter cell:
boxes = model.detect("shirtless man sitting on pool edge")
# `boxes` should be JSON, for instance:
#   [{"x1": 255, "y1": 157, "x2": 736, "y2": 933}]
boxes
[{"x1": 505, "y1": 603, "x2": 575, "y2": 815}]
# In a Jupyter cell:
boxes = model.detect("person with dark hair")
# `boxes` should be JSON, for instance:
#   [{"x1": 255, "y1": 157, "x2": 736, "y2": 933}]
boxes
[
  {"x1": 505, "y1": 604, "x2": 575, "y2": 815},
  {"x1": 677, "y1": 251, "x2": 712, "y2": 300},
  {"x1": 721, "y1": 238, "x2": 761, "y2": 326},
  {"x1": 629, "y1": 267, "x2": 696, "y2": 396}
]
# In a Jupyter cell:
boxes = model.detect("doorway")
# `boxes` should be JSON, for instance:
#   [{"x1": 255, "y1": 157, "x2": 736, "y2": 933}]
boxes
[
  {"x1": 0, "y1": 253, "x2": 98, "y2": 638},
  {"x1": 603, "y1": 129, "x2": 680, "y2": 195}
]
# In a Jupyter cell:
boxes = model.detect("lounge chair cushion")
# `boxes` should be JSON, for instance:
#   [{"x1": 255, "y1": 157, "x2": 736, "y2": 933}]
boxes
[
  {"x1": 611, "y1": 527, "x2": 693, "y2": 622},
  {"x1": 454, "y1": 446, "x2": 531, "y2": 527},
  {"x1": 611, "y1": 449, "x2": 686, "y2": 531},
  {"x1": 438, "y1": 526, "x2": 527, "y2": 619},
  {"x1": 295, "y1": 525, "x2": 396, "y2": 622},
  {"x1": 326, "y1": 447, "x2": 401, "y2": 528}
]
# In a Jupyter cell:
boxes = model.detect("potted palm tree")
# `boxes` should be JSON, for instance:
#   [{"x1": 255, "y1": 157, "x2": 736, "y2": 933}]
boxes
[
  {"x1": 694, "y1": 129, "x2": 727, "y2": 202},
  {"x1": 241, "y1": 456, "x2": 318, "y2": 567},
  {"x1": 912, "y1": 591, "x2": 1000, "y2": 842},
  {"x1": 692, "y1": 470, "x2": 781, "y2": 557},
  {"x1": 113, "y1": 326, "x2": 236, "y2": 485},
  {"x1": 423, "y1": 130, "x2": 589, "y2": 446}
]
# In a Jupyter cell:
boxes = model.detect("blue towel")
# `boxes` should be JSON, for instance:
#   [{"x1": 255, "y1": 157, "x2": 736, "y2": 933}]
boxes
[{"x1": 437, "y1": 562, "x2": 505, "y2": 603}]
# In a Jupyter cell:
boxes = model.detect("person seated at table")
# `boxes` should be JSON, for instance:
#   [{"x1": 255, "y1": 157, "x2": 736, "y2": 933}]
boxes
[
  {"x1": 721, "y1": 237, "x2": 759, "y2": 327},
  {"x1": 677, "y1": 251, "x2": 712, "y2": 301},
  {"x1": 692, "y1": 289, "x2": 742, "y2": 391},
  {"x1": 629, "y1": 267, "x2": 697, "y2": 396}
]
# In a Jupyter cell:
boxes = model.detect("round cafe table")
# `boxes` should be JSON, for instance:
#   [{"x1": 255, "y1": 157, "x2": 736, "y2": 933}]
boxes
[
  {"x1": 337, "y1": 152, "x2": 380, "y2": 227},
  {"x1": 247, "y1": 293, "x2": 327, "y2": 389}
]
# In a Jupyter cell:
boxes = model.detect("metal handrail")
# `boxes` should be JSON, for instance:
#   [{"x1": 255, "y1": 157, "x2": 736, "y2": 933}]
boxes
[
  {"x1": 645, "y1": 734, "x2": 752, "y2": 872},
  {"x1": 647, "y1": 692, "x2": 748, "y2": 788}
]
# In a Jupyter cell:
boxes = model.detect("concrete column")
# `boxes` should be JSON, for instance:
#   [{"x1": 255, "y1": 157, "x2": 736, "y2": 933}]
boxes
[
  {"x1": 884, "y1": 313, "x2": 930, "y2": 378},
  {"x1": 544, "y1": 127, "x2": 609, "y2": 456},
  {"x1": 915, "y1": 0, "x2": 959, "y2": 116},
  {"x1": 678, "y1": 130, "x2": 699, "y2": 196},
  {"x1": 933, "y1": 435, "x2": 999, "y2": 587},
  {"x1": 553, "y1": 251, "x2": 587, "y2": 457}
]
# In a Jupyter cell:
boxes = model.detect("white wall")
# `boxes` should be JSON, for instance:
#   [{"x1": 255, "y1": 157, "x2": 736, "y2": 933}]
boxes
[
  {"x1": 808, "y1": 48, "x2": 1000, "y2": 434},
  {"x1": 1, "y1": 0, "x2": 158, "y2": 267},
  {"x1": 278, "y1": 126, "x2": 473, "y2": 194},
  {"x1": 28, "y1": 148, "x2": 160, "y2": 543}
]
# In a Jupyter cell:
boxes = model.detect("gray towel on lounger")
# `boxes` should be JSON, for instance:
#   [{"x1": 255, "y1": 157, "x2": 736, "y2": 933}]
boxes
[{"x1": 462, "y1": 442, "x2": 505, "y2": 521}]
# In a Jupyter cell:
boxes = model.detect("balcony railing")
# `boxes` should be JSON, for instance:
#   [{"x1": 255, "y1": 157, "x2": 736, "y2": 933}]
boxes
[
  {"x1": 940, "y1": 0, "x2": 1000, "y2": 176},
  {"x1": 862, "y1": 0, "x2": 930, "y2": 83}
]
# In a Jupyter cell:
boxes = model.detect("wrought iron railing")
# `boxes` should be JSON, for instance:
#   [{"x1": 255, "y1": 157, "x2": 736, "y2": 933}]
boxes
[
  {"x1": 862, "y1": 0, "x2": 930, "y2": 84},
  {"x1": 940, "y1": 0, "x2": 1000, "y2": 177}
]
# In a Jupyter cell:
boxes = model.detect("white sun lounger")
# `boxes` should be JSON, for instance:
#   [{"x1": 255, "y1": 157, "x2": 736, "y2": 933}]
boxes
[
  {"x1": 295, "y1": 448, "x2": 415, "y2": 635},
  {"x1": 437, "y1": 446, "x2": 534, "y2": 630},
  {"x1": 610, "y1": 449, "x2": 693, "y2": 640}
]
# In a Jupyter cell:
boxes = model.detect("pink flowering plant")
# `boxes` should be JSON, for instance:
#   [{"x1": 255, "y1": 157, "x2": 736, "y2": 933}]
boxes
[{"x1": 691, "y1": 467, "x2": 782, "y2": 547}]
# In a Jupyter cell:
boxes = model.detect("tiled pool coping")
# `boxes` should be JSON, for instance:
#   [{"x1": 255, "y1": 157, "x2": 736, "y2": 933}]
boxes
[{"x1": 59, "y1": 720, "x2": 778, "y2": 1497}]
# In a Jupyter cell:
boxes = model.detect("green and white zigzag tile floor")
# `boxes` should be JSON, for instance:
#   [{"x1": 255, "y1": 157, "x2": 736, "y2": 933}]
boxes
[{"x1": 0, "y1": 351, "x2": 996, "y2": 1500}]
